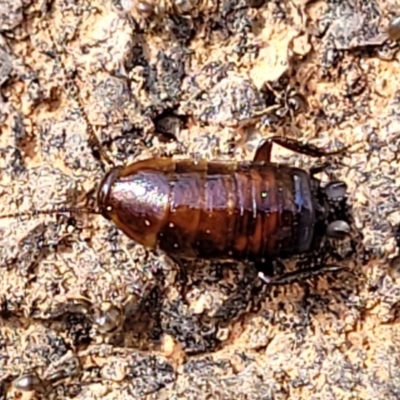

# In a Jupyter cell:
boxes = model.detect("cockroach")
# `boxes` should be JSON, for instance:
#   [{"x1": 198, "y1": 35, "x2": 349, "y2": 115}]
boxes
[
  {"x1": 97, "y1": 135, "x2": 353, "y2": 284},
  {"x1": 1, "y1": 135, "x2": 354, "y2": 285}
]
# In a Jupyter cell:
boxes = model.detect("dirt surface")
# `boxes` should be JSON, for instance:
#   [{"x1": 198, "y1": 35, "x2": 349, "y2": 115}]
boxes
[{"x1": 1, "y1": 0, "x2": 400, "y2": 399}]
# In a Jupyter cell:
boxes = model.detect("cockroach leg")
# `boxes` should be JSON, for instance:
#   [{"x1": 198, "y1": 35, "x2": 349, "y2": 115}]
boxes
[
  {"x1": 309, "y1": 162, "x2": 331, "y2": 176},
  {"x1": 259, "y1": 264, "x2": 344, "y2": 286},
  {"x1": 254, "y1": 258, "x2": 285, "y2": 284},
  {"x1": 253, "y1": 135, "x2": 353, "y2": 163},
  {"x1": 257, "y1": 271, "x2": 273, "y2": 284}
]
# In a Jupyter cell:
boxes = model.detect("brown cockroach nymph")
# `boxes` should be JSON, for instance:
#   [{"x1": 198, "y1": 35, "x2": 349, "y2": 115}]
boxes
[{"x1": 1, "y1": 135, "x2": 356, "y2": 285}]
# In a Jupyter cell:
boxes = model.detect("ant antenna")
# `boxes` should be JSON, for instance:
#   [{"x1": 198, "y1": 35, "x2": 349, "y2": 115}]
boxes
[{"x1": 0, "y1": 207, "x2": 101, "y2": 220}]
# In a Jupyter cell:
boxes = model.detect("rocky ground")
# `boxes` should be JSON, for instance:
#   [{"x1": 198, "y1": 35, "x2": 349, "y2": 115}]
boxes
[{"x1": 1, "y1": 0, "x2": 400, "y2": 399}]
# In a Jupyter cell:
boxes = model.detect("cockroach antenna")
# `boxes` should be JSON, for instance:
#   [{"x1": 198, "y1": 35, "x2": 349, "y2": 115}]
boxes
[
  {"x1": 37, "y1": 11, "x2": 114, "y2": 171},
  {"x1": 0, "y1": 207, "x2": 101, "y2": 220}
]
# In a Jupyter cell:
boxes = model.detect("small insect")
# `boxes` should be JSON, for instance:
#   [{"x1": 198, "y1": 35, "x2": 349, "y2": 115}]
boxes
[
  {"x1": 97, "y1": 135, "x2": 353, "y2": 284},
  {"x1": 1, "y1": 136, "x2": 354, "y2": 285}
]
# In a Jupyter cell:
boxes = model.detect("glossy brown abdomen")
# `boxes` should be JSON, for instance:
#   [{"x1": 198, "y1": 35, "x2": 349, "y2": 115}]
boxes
[{"x1": 103, "y1": 158, "x2": 316, "y2": 262}]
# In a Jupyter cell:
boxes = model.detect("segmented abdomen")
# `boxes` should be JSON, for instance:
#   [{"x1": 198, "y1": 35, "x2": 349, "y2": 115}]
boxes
[{"x1": 157, "y1": 160, "x2": 315, "y2": 261}]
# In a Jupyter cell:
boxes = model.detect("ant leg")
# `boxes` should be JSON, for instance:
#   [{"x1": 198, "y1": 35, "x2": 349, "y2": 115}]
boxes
[
  {"x1": 261, "y1": 264, "x2": 344, "y2": 286},
  {"x1": 253, "y1": 136, "x2": 354, "y2": 163}
]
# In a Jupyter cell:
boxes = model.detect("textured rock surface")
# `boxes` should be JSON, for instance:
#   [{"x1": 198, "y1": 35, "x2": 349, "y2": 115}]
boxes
[{"x1": 1, "y1": 0, "x2": 400, "y2": 399}]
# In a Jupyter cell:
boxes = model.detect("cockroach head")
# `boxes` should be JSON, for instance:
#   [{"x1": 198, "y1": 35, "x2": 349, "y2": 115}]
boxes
[{"x1": 96, "y1": 167, "x2": 121, "y2": 220}]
